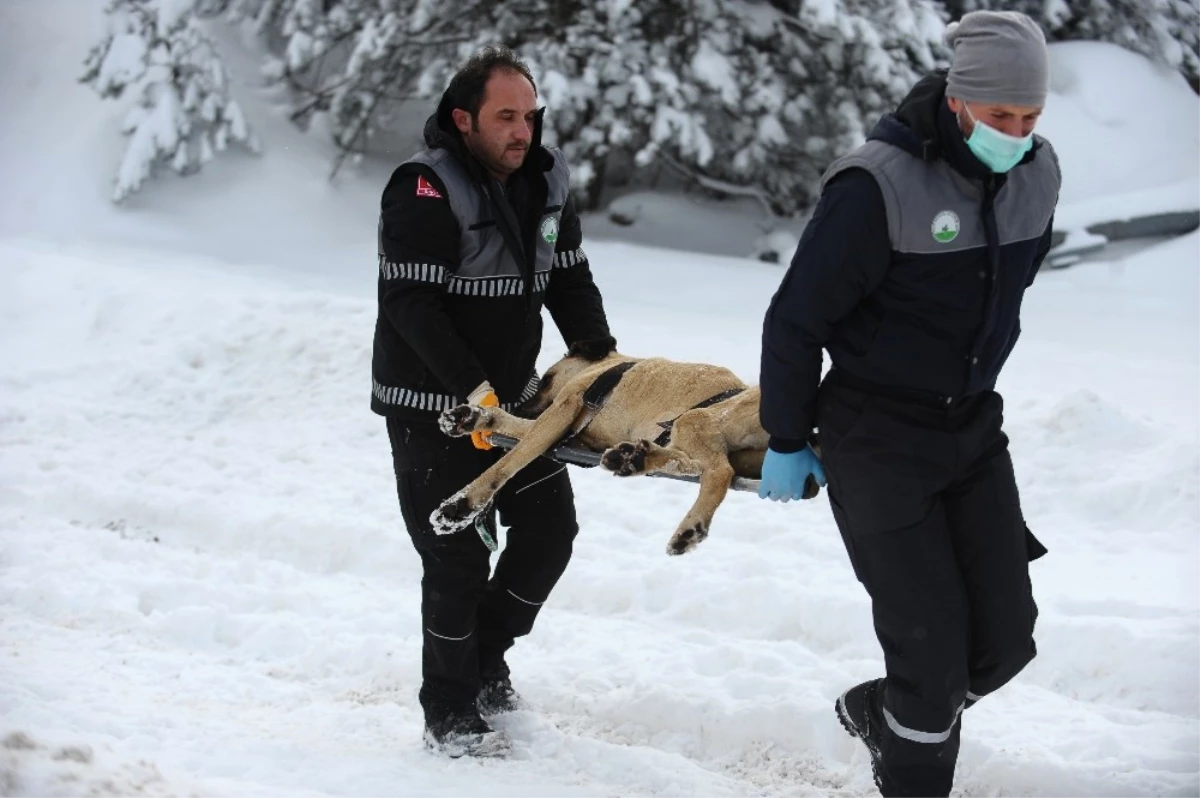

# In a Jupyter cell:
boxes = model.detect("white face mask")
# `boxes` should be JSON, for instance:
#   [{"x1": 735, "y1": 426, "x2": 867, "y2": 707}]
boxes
[{"x1": 962, "y1": 105, "x2": 1033, "y2": 173}]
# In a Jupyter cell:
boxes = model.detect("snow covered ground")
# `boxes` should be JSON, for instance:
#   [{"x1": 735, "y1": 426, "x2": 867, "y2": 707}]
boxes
[
  {"x1": 1, "y1": 1, "x2": 1198, "y2": 796},
  {"x1": 2, "y1": 230, "x2": 1198, "y2": 797}
]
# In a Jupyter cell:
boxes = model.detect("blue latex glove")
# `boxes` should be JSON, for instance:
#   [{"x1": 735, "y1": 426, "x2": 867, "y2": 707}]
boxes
[{"x1": 758, "y1": 446, "x2": 827, "y2": 502}]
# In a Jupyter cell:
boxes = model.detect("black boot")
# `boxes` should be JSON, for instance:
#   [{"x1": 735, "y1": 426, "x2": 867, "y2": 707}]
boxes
[
  {"x1": 836, "y1": 678, "x2": 887, "y2": 792},
  {"x1": 423, "y1": 708, "x2": 511, "y2": 758},
  {"x1": 478, "y1": 663, "x2": 524, "y2": 716}
]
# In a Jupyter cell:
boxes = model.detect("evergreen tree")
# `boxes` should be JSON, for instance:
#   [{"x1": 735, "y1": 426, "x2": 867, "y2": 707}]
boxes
[
  {"x1": 688, "y1": 0, "x2": 949, "y2": 214},
  {"x1": 943, "y1": 0, "x2": 1199, "y2": 86},
  {"x1": 84, "y1": 0, "x2": 1197, "y2": 214},
  {"x1": 81, "y1": 0, "x2": 260, "y2": 202},
  {"x1": 248, "y1": 0, "x2": 484, "y2": 176},
  {"x1": 451, "y1": 0, "x2": 948, "y2": 215},
  {"x1": 470, "y1": 1, "x2": 714, "y2": 209},
  {"x1": 187, "y1": 0, "x2": 946, "y2": 214}
]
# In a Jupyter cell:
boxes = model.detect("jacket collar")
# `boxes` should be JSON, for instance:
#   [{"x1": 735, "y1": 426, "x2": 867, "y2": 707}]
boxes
[{"x1": 866, "y1": 70, "x2": 1039, "y2": 184}]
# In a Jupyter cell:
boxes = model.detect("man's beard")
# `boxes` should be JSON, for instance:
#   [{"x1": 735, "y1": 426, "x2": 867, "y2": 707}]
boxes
[{"x1": 465, "y1": 133, "x2": 526, "y2": 177}]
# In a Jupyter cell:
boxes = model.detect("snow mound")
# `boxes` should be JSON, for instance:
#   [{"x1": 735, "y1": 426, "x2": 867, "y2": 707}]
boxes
[
  {"x1": 1027, "y1": 611, "x2": 1199, "y2": 715},
  {"x1": 1015, "y1": 389, "x2": 1198, "y2": 544},
  {"x1": 0, "y1": 729, "x2": 209, "y2": 797},
  {"x1": 1040, "y1": 388, "x2": 1160, "y2": 445},
  {"x1": 1040, "y1": 41, "x2": 1199, "y2": 206},
  {"x1": 0, "y1": 239, "x2": 401, "y2": 581}
]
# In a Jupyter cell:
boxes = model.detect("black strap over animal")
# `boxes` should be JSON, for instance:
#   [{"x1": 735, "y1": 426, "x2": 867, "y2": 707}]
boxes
[
  {"x1": 554, "y1": 361, "x2": 637, "y2": 458},
  {"x1": 555, "y1": 360, "x2": 746, "y2": 456},
  {"x1": 652, "y1": 387, "x2": 744, "y2": 447}
]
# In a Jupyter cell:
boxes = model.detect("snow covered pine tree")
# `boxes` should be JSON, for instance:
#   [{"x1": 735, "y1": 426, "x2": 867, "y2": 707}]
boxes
[
  {"x1": 81, "y1": 0, "x2": 260, "y2": 202},
  {"x1": 248, "y1": 0, "x2": 487, "y2": 177},
  {"x1": 455, "y1": 0, "x2": 948, "y2": 216},
  {"x1": 81, "y1": 0, "x2": 1199, "y2": 210},
  {"x1": 943, "y1": 0, "x2": 1199, "y2": 87},
  {"x1": 224, "y1": 0, "x2": 946, "y2": 215}
]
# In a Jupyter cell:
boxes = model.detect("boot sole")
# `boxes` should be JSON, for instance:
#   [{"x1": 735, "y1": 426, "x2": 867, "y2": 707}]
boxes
[{"x1": 835, "y1": 694, "x2": 859, "y2": 740}]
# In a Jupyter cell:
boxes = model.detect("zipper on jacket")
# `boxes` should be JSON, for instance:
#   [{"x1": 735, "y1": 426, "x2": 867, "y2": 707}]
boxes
[
  {"x1": 486, "y1": 179, "x2": 536, "y2": 317},
  {"x1": 984, "y1": 176, "x2": 1003, "y2": 276},
  {"x1": 963, "y1": 175, "x2": 1002, "y2": 394},
  {"x1": 982, "y1": 175, "x2": 1001, "y2": 298}
]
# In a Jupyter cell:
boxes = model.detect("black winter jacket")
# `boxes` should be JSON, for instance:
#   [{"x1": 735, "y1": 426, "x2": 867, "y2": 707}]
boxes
[
  {"x1": 760, "y1": 72, "x2": 1060, "y2": 452},
  {"x1": 371, "y1": 93, "x2": 611, "y2": 420}
]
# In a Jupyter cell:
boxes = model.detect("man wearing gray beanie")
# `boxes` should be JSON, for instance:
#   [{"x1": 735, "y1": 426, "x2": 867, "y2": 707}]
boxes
[{"x1": 758, "y1": 9, "x2": 1060, "y2": 797}]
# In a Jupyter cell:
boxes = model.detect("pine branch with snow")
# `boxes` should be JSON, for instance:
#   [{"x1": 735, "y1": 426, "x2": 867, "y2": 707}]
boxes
[
  {"x1": 479, "y1": 0, "x2": 949, "y2": 216},
  {"x1": 489, "y1": 1, "x2": 701, "y2": 209},
  {"x1": 1055, "y1": 0, "x2": 1200, "y2": 86},
  {"x1": 944, "y1": 0, "x2": 1199, "y2": 86},
  {"x1": 734, "y1": 0, "x2": 949, "y2": 212},
  {"x1": 144, "y1": 0, "x2": 948, "y2": 214},
  {"x1": 81, "y1": 0, "x2": 261, "y2": 203},
  {"x1": 242, "y1": 0, "x2": 472, "y2": 176},
  {"x1": 212, "y1": 0, "x2": 291, "y2": 34},
  {"x1": 322, "y1": 4, "x2": 474, "y2": 176}
]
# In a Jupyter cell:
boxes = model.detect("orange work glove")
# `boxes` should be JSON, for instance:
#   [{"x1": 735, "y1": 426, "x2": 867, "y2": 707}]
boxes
[{"x1": 467, "y1": 382, "x2": 499, "y2": 450}]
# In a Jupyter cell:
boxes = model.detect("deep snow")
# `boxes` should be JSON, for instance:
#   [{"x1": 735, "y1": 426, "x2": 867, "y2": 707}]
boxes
[{"x1": 1, "y1": 229, "x2": 1197, "y2": 796}]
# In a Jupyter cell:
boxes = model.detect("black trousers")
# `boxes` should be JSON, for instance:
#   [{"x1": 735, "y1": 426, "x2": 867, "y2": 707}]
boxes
[
  {"x1": 817, "y1": 369, "x2": 1045, "y2": 797},
  {"x1": 386, "y1": 417, "x2": 579, "y2": 723}
]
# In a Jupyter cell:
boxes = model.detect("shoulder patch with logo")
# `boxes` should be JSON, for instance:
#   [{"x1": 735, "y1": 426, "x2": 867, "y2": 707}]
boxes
[
  {"x1": 540, "y1": 216, "x2": 559, "y2": 244},
  {"x1": 932, "y1": 210, "x2": 960, "y2": 243},
  {"x1": 415, "y1": 175, "x2": 443, "y2": 199}
]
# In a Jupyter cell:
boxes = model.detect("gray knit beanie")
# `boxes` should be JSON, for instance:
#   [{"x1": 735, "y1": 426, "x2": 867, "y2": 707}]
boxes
[{"x1": 945, "y1": 10, "x2": 1050, "y2": 107}]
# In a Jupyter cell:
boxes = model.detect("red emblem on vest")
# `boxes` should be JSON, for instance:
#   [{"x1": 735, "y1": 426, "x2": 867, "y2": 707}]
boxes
[{"x1": 416, "y1": 176, "x2": 443, "y2": 198}]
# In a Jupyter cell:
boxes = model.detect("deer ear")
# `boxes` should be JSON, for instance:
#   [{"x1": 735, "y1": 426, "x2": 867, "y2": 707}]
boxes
[{"x1": 567, "y1": 335, "x2": 618, "y2": 362}]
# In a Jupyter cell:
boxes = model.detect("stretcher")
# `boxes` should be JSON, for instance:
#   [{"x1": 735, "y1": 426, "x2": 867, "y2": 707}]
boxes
[{"x1": 486, "y1": 432, "x2": 766, "y2": 494}]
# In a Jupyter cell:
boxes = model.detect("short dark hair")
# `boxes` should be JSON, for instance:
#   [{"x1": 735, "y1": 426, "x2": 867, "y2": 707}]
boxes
[{"x1": 446, "y1": 45, "x2": 537, "y2": 121}]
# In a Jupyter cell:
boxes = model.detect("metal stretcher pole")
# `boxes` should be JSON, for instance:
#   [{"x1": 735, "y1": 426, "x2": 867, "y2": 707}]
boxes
[{"x1": 486, "y1": 433, "x2": 766, "y2": 494}]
